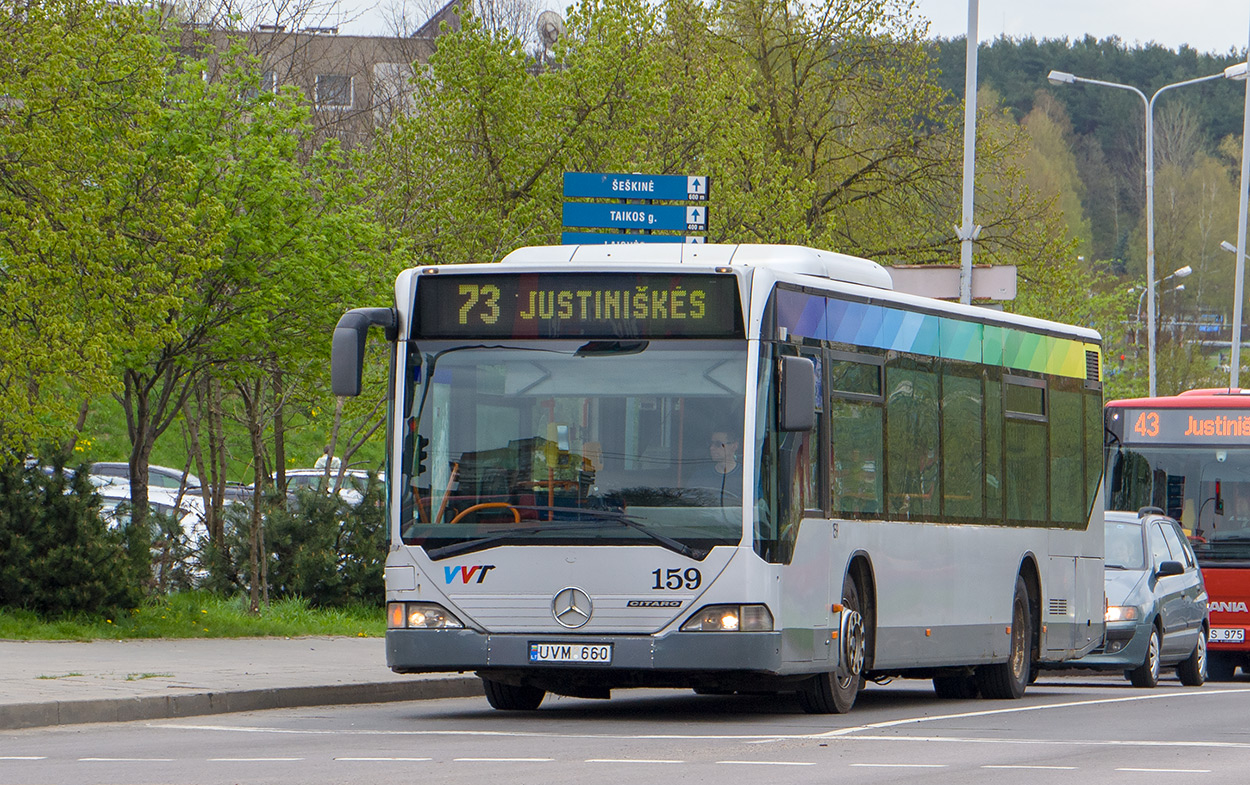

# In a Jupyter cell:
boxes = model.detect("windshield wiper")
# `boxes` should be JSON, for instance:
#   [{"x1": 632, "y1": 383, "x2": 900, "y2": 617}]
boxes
[
  {"x1": 422, "y1": 506, "x2": 709, "y2": 561},
  {"x1": 423, "y1": 521, "x2": 604, "y2": 560},
  {"x1": 591, "y1": 510, "x2": 709, "y2": 560}
]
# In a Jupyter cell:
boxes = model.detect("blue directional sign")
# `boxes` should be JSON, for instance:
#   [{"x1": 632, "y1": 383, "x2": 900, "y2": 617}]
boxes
[
  {"x1": 563, "y1": 202, "x2": 708, "y2": 232},
  {"x1": 564, "y1": 172, "x2": 709, "y2": 202},
  {"x1": 562, "y1": 232, "x2": 706, "y2": 245}
]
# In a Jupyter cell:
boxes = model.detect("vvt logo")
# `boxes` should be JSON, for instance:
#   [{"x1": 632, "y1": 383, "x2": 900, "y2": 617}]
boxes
[{"x1": 444, "y1": 565, "x2": 496, "y2": 584}]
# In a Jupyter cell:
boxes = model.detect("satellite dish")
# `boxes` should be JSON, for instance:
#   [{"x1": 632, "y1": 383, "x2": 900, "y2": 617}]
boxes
[{"x1": 537, "y1": 10, "x2": 565, "y2": 47}]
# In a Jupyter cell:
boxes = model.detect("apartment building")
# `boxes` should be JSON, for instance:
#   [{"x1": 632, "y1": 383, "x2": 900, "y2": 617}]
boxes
[{"x1": 182, "y1": 1, "x2": 463, "y2": 150}]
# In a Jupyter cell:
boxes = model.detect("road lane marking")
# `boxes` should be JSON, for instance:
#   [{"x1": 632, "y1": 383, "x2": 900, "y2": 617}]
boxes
[
  {"x1": 587, "y1": 759, "x2": 683, "y2": 764},
  {"x1": 453, "y1": 757, "x2": 553, "y2": 762},
  {"x1": 850, "y1": 762, "x2": 947, "y2": 768},
  {"x1": 984, "y1": 764, "x2": 1078, "y2": 769},
  {"x1": 152, "y1": 722, "x2": 1250, "y2": 751},
  {"x1": 842, "y1": 734, "x2": 1250, "y2": 750},
  {"x1": 334, "y1": 757, "x2": 434, "y2": 761},
  {"x1": 0, "y1": 757, "x2": 46, "y2": 760},
  {"x1": 78, "y1": 757, "x2": 175, "y2": 762},
  {"x1": 1117, "y1": 768, "x2": 1211, "y2": 774},
  {"x1": 820, "y1": 687, "x2": 1250, "y2": 737},
  {"x1": 717, "y1": 760, "x2": 816, "y2": 766},
  {"x1": 152, "y1": 686, "x2": 1250, "y2": 749},
  {"x1": 208, "y1": 757, "x2": 303, "y2": 762}
]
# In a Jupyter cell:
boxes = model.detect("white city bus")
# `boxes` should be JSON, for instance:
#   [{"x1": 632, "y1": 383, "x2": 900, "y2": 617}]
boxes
[{"x1": 331, "y1": 243, "x2": 1105, "y2": 713}]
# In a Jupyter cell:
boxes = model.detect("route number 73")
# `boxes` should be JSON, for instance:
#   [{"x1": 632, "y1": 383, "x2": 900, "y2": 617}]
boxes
[{"x1": 458, "y1": 284, "x2": 501, "y2": 326}]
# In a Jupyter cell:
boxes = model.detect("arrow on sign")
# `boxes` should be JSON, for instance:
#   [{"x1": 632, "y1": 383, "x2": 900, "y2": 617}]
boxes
[{"x1": 685, "y1": 206, "x2": 707, "y2": 230}]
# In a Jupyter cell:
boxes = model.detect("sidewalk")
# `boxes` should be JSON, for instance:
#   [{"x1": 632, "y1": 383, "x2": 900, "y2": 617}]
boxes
[{"x1": 0, "y1": 637, "x2": 482, "y2": 731}]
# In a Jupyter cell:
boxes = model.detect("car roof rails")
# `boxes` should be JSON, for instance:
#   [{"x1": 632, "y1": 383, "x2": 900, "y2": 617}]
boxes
[{"x1": 1138, "y1": 506, "x2": 1165, "y2": 518}]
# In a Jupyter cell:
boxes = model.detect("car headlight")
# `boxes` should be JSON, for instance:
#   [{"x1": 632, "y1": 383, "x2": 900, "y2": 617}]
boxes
[
  {"x1": 1105, "y1": 605, "x2": 1139, "y2": 623},
  {"x1": 681, "y1": 604, "x2": 774, "y2": 632},
  {"x1": 388, "y1": 602, "x2": 464, "y2": 629}
]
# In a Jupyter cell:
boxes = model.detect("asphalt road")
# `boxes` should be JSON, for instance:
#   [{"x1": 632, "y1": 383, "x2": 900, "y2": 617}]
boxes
[{"x1": 4, "y1": 672, "x2": 1250, "y2": 784}]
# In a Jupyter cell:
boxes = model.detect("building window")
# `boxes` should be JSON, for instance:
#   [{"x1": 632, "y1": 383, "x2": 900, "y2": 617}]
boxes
[
  {"x1": 315, "y1": 74, "x2": 353, "y2": 108},
  {"x1": 373, "y1": 62, "x2": 415, "y2": 121}
]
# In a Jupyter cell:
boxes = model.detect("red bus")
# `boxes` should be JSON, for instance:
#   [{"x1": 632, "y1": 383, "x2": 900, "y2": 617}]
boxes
[{"x1": 1105, "y1": 389, "x2": 1250, "y2": 680}]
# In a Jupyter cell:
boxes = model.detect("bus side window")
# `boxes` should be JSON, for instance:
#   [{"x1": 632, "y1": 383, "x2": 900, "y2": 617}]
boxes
[
  {"x1": 885, "y1": 358, "x2": 939, "y2": 520},
  {"x1": 828, "y1": 353, "x2": 884, "y2": 518}
]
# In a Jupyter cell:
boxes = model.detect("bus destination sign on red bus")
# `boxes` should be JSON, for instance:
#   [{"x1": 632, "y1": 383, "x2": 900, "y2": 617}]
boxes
[
  {"x1": 414, "y1": 272, "x2": 744, "y2": 340},
  {"x1": 1118, "y1": 408, "x2": 1250, "y2": 444}
]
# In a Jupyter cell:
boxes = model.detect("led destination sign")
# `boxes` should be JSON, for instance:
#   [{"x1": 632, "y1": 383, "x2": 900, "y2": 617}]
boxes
[
  {"x1": 1118, "y1": 408, "x2": 1250, "y2": 445},
  {"x1": 414, "y1": 273, "x2": 744, "y2": 339}
]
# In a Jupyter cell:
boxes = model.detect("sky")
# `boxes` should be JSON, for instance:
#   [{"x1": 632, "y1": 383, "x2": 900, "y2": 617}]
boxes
[
  {"x1": 916, "y1": 0, "x2": 1250, "y2": 55},
  {"x1": 326, "y1": 0, "x2": 1250, "y2": 56}
]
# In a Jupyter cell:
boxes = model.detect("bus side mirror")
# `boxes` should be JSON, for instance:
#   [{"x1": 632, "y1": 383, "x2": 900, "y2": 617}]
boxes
[
  {"x1": 331, "y1": 307, "x2": 398, "y2": 397},
  {"x1": 779, "y1": 356, "x2": 816, "y2": 432}
]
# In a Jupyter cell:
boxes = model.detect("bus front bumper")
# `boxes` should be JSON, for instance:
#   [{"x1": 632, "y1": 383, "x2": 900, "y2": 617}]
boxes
[{"x1": 386, "y1": 628, "x2": 787, "y2": 675}]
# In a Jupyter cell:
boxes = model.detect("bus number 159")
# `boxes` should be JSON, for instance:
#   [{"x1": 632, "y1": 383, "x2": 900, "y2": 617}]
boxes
[{"x1": 652, "y1": 568, "x2": 701, "y2": 590}]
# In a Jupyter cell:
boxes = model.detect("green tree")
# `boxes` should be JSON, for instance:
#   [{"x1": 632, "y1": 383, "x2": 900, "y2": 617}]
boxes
[
  {"x1": 1020, "y1": 91, "x2": 1093, "y2": 254},
  {"x1": 0, "y1": 1, "x2": 203, "y2": 452}
]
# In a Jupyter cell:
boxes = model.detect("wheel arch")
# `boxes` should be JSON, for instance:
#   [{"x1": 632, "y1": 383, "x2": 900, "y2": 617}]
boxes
[
  {"x1": 1017, "y1": 554, "x2": 1042, "y2": 664},
  {"x1": 845, "y1": 551, "x2": 877, "y2": 672}
]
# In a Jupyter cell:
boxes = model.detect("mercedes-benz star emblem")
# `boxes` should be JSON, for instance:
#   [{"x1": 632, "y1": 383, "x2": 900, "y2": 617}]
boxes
[{"x1": 551, "y1": 587, "x2": 592, "y2": 628}]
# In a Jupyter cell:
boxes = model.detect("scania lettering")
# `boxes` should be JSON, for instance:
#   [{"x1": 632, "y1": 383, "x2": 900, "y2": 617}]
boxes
[
  {"x1": 333, "y1": 243, "x2": 1106, "y2": 713},
  {"x1": 1105, "y1": 389, "x2": 1250, "y2": 680}
]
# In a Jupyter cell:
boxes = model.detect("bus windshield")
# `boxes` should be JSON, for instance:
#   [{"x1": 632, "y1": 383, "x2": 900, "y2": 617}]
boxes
[
  {"x1": 1106, "y1": 443, "x2": 1250, "y2": 560},
  {"x1": 399, "y1": 339, "x2": 747, "y2": 558}
]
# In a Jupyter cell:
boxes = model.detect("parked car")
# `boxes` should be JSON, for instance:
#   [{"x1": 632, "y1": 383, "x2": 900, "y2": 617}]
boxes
[
  {"x1": 96, "y1": 484, "x2": 209, "y2": 586},
  {"x1": 89, "y1": 462, "x2": 201, "y2": 491},
  {"x1": 1079, "y1": 510, "x2": 1209, "y2": 687},
  {"x1": 271, "y1": 468, "x2": 374, "y2": 505},
  {"x1": 96, "y1": 484, "x2": 207, "y2": 542}
]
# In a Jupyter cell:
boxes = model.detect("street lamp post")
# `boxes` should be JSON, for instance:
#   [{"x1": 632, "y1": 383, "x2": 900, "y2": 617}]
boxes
[
  {"x1": 1220, "y1": 240, "x2": 1247, "y2": 386},
  {"x1": 1136, "y1": 266, "x2": 1193, "y2": 325},
  {"x1": 1048, "y1": 65, "x2": 1247, "y2": 397}
]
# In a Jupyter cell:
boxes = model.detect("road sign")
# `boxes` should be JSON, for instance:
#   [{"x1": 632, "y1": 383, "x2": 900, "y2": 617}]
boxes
[
  {"x1": 561, "y1": 232, "x2": 706, "y2": 245},
  {"x1": 563, "y1": 202, "x2": 708, "y2": 232},
  {"x1": 563, "y1": 172, "x2": 708, "y2": 201}
]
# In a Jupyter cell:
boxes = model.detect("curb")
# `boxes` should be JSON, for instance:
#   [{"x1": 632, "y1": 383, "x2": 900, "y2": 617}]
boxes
[{"x1": 0, "y1": 677, "x2": 484, "y2": 731}]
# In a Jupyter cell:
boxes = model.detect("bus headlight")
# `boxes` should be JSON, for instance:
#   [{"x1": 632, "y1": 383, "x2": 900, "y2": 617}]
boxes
[
  {"x1": 680, "y1": 604, "x2": 774, "y2": 632},
  {"x1": 1105, "y1": 605, "x2": 1139, "y2": 623},
  {"x1": 388, "y1": 602, "x2": 464, "y2": 629}
]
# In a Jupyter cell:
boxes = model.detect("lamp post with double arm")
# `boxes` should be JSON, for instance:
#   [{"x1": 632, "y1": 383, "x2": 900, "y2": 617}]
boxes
[{"x1": 1048, "y1": 65, "x2": 1247, "y2": 397}]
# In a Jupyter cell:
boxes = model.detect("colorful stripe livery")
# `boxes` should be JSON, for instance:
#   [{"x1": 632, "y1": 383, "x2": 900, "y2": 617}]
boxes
[{"x1": 775, "y1": 290, "x2": 1097, "y2": 380}]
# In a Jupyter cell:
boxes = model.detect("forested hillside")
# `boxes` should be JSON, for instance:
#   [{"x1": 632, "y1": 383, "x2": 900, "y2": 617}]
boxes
[{"x1": 932, "y1": 36, "x2": 1246, "y2": 323}]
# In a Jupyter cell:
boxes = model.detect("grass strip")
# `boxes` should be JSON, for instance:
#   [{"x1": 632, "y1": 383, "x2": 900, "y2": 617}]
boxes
[{"x1": 0, "y1": 591, "x2": 384, "y2": 641}]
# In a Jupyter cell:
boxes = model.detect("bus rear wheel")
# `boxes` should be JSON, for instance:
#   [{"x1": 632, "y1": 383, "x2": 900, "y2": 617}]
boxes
[
  {"x1": 1207, "y1": 652, "x2": 1237, "y2": 682},
  {"x1": 798, "y1": 576, "x2": 865, "y2": 714},
  {"x1": 482, "y1": 678, "x2": 545, "y2": 710},
  {"x1": 975, "y1": 575, "x2": 1032, "y2": 699}
]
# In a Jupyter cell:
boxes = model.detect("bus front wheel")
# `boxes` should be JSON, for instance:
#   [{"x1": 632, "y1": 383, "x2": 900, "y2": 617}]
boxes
[
  {"x1": 798, "y1": 576, "x2": 865, "y2": 714},
  {"x1": 482, "y1": 678, "x2": 545, "y2": 710}
]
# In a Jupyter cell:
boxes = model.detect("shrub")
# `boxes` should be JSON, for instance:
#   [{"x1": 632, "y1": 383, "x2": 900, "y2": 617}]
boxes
[
  {"x1": 0, "y1": 455, "x2": 145, "y2": 616},
  {"x1": 204, "y1": 477, "x2": 385, "y2": 608}
]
